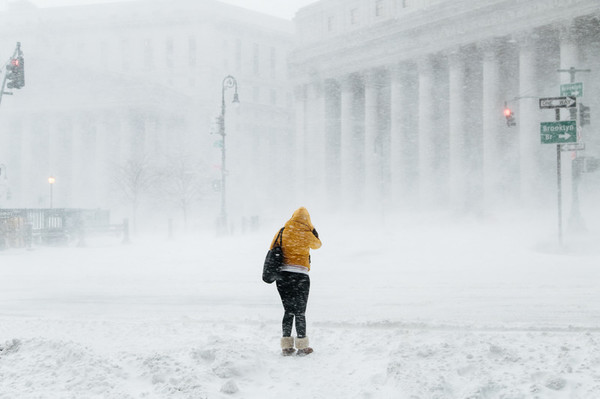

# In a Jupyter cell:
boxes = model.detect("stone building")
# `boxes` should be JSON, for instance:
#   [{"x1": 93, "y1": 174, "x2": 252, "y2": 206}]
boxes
[
  {"x1": 0, "y1": 0, "x2": 293, "y2": 228},
  {"x1": 290, "y1": 0, "x2": 600, "y2": 216}
]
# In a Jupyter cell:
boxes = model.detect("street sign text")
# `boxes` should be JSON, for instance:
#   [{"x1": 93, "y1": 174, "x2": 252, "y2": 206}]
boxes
[
  {"x1": 560, "y1": 82, "x2": 583, "y2": 97},
  {"x1": 540, "y1": 121, "x2": 577, "y2": 144},
  {"x1": 539, "y1": 96, "x2": 577, "y2": 109}
]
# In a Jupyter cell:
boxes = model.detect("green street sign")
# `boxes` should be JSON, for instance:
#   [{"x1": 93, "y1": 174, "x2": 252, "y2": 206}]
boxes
[
  {"x1": 560, "y1": 82, "x2": 583, "y2": 97},
  {"x1": 540, "y1": 121, "x2": 577, "y2": 144}
]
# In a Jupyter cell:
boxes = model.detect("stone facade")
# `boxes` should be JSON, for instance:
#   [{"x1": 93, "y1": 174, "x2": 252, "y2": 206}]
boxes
[
  {"x1": 290, "y1": 0, "x2": 600, "y2": 215},
  {"x1": 0, "y1": 0, "x2": 293, "y2": 227}
]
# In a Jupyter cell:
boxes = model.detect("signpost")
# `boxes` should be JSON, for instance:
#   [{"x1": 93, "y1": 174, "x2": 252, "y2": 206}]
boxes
[
  {"x1": 560, "y1": 82, "x2": 583, "y2": 97},
  {"x1": 539, "y1": 97, "x2": 580, "y2": 246},
  {"x1": 558, "y1": 68, "x2": 590, "y2": 236}
]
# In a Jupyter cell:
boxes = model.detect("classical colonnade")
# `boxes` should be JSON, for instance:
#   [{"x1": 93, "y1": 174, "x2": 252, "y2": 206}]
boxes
[{"x1": 293, "y1": 19, "x2": 598, "y2": 214}]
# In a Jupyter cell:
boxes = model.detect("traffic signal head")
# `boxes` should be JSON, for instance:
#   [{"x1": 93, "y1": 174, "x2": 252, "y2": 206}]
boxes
[
  {"x1": 504, "y1": 107, "x2": 516, "y2": 127},
  {"x1": 6, "y1": 59, "x2": 18, "y2": 89},
  {"x1": 16, "y1": 56, "x2": 24, "y2": 88},
  {"x1": 5, "y1": 57, "x2": 24, "y2": 89},
  {"x1": 579, "y1": 103, "x2": 590, "y2": 126}
]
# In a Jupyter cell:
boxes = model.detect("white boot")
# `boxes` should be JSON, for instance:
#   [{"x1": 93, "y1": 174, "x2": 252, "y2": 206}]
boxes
[
  {"x1": 295, "y1": 337, "x2": 313, "y2": 356},
  {"x1": 280, "y1": 336, "x2": 295, "y2": 356}
]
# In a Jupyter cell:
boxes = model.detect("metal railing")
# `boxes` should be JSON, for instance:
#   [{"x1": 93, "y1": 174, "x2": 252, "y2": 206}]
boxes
[{"x1": 0, "y1": 208, "x2": 128, "y2": 249}]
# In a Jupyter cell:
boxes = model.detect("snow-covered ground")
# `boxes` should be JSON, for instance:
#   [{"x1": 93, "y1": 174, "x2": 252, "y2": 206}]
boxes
[{"x1": 1, "y1": 211, "x2": 600, "y2": 398}]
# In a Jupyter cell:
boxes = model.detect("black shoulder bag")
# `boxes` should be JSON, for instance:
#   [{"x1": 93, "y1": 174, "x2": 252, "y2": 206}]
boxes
[{"x1": 262, "y1": 227, "x2": 284, "y2": 284}]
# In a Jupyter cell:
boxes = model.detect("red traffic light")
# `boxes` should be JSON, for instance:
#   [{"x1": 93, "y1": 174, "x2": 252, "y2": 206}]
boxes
[
  {"x1": 11, "y1": 58, "x2": 19, "y2": 67},
  {"x1": 504, "y1": 107, "x2": 516, "y2": 127}
]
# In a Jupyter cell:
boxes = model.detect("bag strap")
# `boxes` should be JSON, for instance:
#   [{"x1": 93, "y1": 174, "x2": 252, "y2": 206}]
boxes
[{"x1": 275, "y1": 227, "x2": 284, "y2": 247}]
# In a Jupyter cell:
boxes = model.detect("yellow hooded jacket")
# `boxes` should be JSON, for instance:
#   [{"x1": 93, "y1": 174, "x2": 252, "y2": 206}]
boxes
[{"x1": 270, "y1": 207, "x2": 322, "y2": 271}]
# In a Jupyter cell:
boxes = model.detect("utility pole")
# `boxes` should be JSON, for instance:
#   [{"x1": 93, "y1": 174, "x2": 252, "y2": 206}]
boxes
[{"x1": 558, "y1": 67, "x2": 591, "y2": 233}]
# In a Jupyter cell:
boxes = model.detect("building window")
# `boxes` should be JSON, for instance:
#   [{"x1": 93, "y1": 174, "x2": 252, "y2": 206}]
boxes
[
  {"x1": 235, "y1": 39, "x2": 242, "y2": 71},
  {"x1": 375, "y1": 0, "x2": 384, "y2": 16},
  {"x1": 253, "y1": 43, "x2": 260, "y2": 76},
  {"x1": 188, "y1": 36, "x2": 197, "y2": 67},
  {"x1": 253, "y1": 86, "x2": 260, "y2": 103},
  {"x1": 270, "y1": 89, "x2": 277, "y2": 105},
  {"x1": 270, "y1": 47, "x2": 276, "y2": 78},
  {"x1": 99, "y1": 41, "x2": 108, "y2": 68},
  {"x1": 121, "y1": 39, "x2": 130, "y2": 71},
  {"x1": 76, "y1": 43, "x2": 85, "y2": 63},
  {"x1": 144, "y1": 38, "x2": 154, "y2": 69},
  {"x1": 350, "y1": 8, "x2": 359, "y2": 25},
  {"x1": 166, "y1": 37, "x2": 174, "y2": 68},
  {"x1": 327, "y1": 16, "x2": 335, "y2": 32}
]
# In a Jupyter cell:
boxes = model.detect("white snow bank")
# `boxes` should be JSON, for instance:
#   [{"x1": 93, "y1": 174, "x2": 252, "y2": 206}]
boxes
[{"x1": 1, "y1": 213, "x2": 599, "y2": 398}]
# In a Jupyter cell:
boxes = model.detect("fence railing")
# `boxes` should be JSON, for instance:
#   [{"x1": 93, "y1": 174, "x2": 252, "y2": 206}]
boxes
[{"x1": 0, "y1": 209, "x2": 129, "y2": 249}]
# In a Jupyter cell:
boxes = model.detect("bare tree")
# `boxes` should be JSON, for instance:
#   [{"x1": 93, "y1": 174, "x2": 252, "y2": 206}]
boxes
[
  {"x1": 112, "y1": 154, "x2": 156, "y2": 233},
  {"x1": 155, "y1": 150, "x2": 207, "y2": 230}
]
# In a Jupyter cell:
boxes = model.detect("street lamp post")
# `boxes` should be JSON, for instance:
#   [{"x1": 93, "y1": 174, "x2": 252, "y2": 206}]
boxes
[
  {"x1": 48, "y1": 176, "x2": 55, "y2": 208},
  {"x1": 218, "y1": 75, "x2": 239, "y2": 233}
]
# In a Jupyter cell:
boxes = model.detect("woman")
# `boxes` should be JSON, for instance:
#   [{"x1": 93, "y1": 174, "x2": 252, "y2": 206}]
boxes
[{"x1": 270, "y1": 207, "x2": 322, "y2": 356}]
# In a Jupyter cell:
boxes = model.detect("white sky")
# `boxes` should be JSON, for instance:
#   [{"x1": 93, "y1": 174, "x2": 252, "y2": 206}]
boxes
[{"x1": 27, "y1": 0, "x2": 318, "y2": 19}]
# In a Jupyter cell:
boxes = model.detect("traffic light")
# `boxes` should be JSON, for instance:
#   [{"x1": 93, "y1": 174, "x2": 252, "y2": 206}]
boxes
[
  {"x1": 504, "y1": 106, "x2": 516, "y2": 127},
  {"x1": 15, "y1": 56, "x2": 24, "y2": 88},
  {"x1": 6, "y1": 59, "x2": 18, "y2": 89},
  {"x1": 5, "y1": 57, "x2": 24, "y2": 89},
  {"x1": 579, "y1": 103, "x2": 590, "y2": 126}
]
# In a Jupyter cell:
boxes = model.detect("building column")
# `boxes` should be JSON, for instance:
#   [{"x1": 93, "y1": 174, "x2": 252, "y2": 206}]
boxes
[
  {"x1": 48, "y1": 118, "x2": 59, "y2": 193},
  {"x1": 306, "y1": 80, "x2": 326, "y2": 199},
  {"x1": 559, "y1": 22, "x2": 581, "y2": 223},
  {"x1": 95, "y1": 114, "x2": 112, "y2": 208},
  {"x1": 31, "y1": 116, "x2": 50, "y2": 208},
  {"x1": 559, "y1": 23, "x2": 580, "y2": 118},
  {"x1": 364, "y1": 70, "x2": 380, "y2": 207},
  {"x1": 389, "y1": 63, "x2": 411, "y2": 207},
  {"x1": 324, "y1": 79, "x2": 341, "y2": 208},
  {"x1": 339, "y1": 75, "x2": 355, "y2": 208},
  {"x1": 294, "y1": 85, "x2": 307, "y2": 196},
  {"x1": 71, "y1": 116, "x2": 83, "y2": 207},
  {"x1": 447, "y1": 50, "x2": 469, "y2": 212},
  {"x1": 517, "y1": 34, "x2": 541, "y2": 207},
  {"x1": 72, "y1": 115, "x2": 98, "y2": 207},
  {"x1": 417, "y1": 56, "x2": 436, "y2": 204},
  {"x1": 481, "y1": 39, "x2": 504, "y2": 212},
  {"x1": 54, "y1": 117, "x2": 73, "y2": 208},
  {"x1": 19, "y1": 117, "x2": 33, "y2": 207}
]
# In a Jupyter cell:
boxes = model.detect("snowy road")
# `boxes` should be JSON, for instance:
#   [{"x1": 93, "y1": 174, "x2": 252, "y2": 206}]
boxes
[{"x1": 1, "y1": 213, "x2": 599, "y2": 398}]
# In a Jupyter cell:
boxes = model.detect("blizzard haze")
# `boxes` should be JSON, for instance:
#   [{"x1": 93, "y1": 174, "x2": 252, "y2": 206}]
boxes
[
  {"x1": 1, "y1": 0, "x2": 600, "y2": 398},
  {"x1": 1, "y1": 212, "x2": 600, "y2": 398},
  {"x1": 26, "y1": 0, "x2": 317, "y2": 19}
]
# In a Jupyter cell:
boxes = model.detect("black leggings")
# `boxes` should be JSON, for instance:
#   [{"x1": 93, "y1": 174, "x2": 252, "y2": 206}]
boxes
[{"x1": 276, "y1": 272, "x2": 310, "y2": 338}]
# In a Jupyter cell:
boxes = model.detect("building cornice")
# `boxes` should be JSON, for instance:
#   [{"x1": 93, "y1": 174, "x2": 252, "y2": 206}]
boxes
[{"x1": 289, "y1": 0, "x2": 600, "y2": 81}]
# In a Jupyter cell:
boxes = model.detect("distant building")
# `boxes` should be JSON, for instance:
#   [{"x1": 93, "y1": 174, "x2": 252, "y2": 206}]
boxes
[
  {"x1": 0, "y1": 0, "x2": 293, "y2": 228},
  {"x1": 290, "y1": 0, "x2": 600, "y2": 214}
]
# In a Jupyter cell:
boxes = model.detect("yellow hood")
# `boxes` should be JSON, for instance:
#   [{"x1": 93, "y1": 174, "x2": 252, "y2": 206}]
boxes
[{"x1": 288, "y1": 207, "x2": 314, "y2": 229}]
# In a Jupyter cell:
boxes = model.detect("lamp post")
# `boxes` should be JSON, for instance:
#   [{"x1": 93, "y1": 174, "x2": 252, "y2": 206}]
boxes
[
  {"x1": 218, "y1": 75, "x2": 239, "y2": 233},
  {"x1": 48, "y1": 176, "x2": 55, "y2": 208}
]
